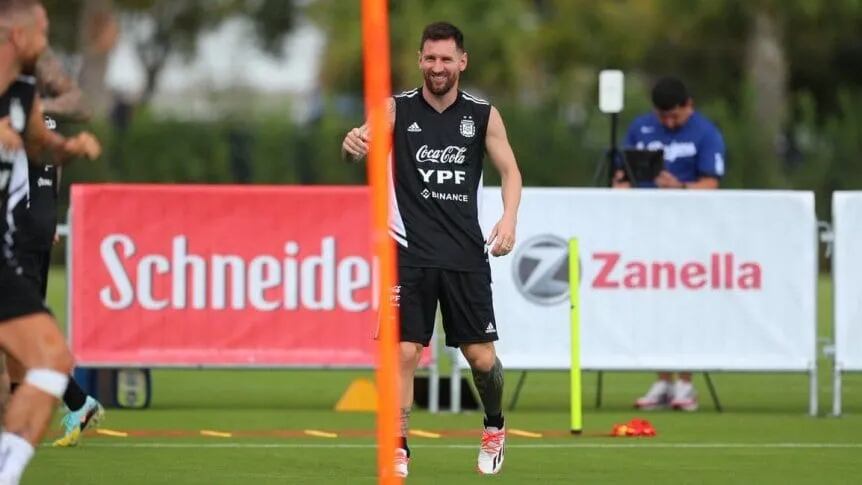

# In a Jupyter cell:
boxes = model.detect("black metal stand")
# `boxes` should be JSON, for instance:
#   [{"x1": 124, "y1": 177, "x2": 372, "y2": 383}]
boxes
[
  {"x1": 595, "y1": 371, "x2": 603, "y2": 408},
  {"x1": 508, "y1": 371, "x2": 529, "y2": 411},
  {"x1": 510, "y1": 370, "x2": 722, "y2": 412},
  {"x1": 593, "y1": 372, "x2": 723, "y2": 412},
  {"x1": 703, "y1": 372, "x2": 723, "y2": 412},
  {"x1": 592, "y1": 113, "x2": 635, "y2": 187}
]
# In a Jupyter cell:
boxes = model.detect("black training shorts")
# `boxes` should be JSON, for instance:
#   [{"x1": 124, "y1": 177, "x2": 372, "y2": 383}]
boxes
[
  {"x1": 15, "y1": 250, "x2": 51, "y2": 300},
  {"x1": 0, "y1": 264, "x2": 50, "y2": 323},
  {"x1": 395, "y1": 266, "x2": 498, "y2": 348}
]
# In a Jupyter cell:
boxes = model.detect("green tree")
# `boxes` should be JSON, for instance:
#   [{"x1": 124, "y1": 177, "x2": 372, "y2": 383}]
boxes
[
  {"x1": 43, "y1": 0, "x2": 299, "y2": 115},
  {"x1": 309, "y1": 0, "x2": 540, "y2": 99}
]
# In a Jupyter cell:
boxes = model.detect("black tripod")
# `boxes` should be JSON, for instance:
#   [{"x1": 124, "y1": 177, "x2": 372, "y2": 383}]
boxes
[{"x1": 592, "y1": 112, "x2": 635, "y2": 187}]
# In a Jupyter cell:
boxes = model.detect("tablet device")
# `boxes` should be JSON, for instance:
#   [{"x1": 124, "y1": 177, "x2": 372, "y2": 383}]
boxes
[{"x1": 623, "y1": 149, "x2": 665, "y2": 182}]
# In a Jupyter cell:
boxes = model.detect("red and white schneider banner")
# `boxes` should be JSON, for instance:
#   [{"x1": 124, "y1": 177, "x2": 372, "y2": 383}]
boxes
[
  {"x1": 474, "y1": 188, "x2": 818, "y2": 371},
  {"x1": 70, "y1": 184, "x2": 419, "y2": 367}
]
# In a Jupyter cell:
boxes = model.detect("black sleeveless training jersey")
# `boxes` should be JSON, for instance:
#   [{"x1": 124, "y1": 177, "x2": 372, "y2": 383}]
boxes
[
  {"x1": 390, "y1": 88, "x2": 492, "y2": 273},
  {"x1": 0, "y1": 76, "x2": 37, "y2": 264},
  {"x1": 13, "y1": 115, "x2": 59, "y2": 252}
]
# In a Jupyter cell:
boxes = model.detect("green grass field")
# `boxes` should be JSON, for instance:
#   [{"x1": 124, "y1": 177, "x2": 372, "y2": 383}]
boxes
[{"x1": 25, "y1": 269, "x2": 862, "y2": 484}]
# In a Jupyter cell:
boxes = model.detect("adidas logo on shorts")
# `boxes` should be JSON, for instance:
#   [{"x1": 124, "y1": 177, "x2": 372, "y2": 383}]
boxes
[
  {"x1": 485, "y1": 322, "x2": 496, "y2": 334},
  {"x1": 407, "y1": 122, "x2": 422, "y2": 133}
]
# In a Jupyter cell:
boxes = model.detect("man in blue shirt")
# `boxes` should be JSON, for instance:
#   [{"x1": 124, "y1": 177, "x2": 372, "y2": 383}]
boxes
[
  {"x1": 613, "y1": 77, "x2": 726, "y2": 411},
  {"x1": 613, "y1": 76, "x2": 725, "y2": 189}
]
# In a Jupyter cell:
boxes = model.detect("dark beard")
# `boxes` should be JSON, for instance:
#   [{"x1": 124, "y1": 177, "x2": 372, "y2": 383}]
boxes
[
  {"x1": 20, "y1": 57, "x2": 38, "y2": 76},
  {"x1": 423, "y1": 71, "x2": 457, "y2": 96}
]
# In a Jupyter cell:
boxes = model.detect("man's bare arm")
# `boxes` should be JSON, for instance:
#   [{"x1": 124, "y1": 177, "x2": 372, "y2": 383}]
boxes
[
  {"x1": 485, "y1": 106, "x2": 523, "y2": 256},
  {"x1": 685, "y1": 176, "x2": 719, "y2": 189},
  {"x1": 0, "y1": 117, "x2": 23, "y2": 153},
  {"x1": 341, "y1": 97, "x2": 395, "y2": 162},
  {"x1": 655, "y1": 170, "x2": 719, "y2": 189},
  {"x1": 25, "y1": 98, "x2": 100, "y2": 165},
  {"x1": 36, "y1": 48, "x2": 91, "y2": 121}
]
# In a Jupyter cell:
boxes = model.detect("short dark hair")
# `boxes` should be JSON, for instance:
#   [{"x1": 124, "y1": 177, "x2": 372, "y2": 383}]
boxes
[
  {"x1": 651, "y1": 76, "x2": 690, "y2": 111},
  {"x1": 420, "y1": 22, "x2": 464, "y2": 52},
  {"x1": 0, "y1": 0, "x2": 40, "y2": 17}
]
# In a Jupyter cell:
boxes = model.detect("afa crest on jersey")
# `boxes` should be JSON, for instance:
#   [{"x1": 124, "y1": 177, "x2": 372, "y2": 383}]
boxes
[{"x1": 460, "y1": 118, "x2": 475, "y2": 138}]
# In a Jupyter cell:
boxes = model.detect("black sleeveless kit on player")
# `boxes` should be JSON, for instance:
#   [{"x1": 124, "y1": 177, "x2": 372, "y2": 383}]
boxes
[
  {"x1": 388, "y1": 88, "x2": 498, "y2": 347},
  {"x1": 13, "y1": 114, "x2": 60, "y2": 298},
  {"x1": 0, "y1": 76, "x2": 50, "y2": 321}
]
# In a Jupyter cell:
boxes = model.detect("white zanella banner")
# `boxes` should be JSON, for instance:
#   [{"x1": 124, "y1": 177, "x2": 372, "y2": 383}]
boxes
[
  {"x1": 474, "y1": 188, "x2": 817, "y2": 371},
  {"x1": 833, "y1": 192, "x2": 862, "y2": 372}
]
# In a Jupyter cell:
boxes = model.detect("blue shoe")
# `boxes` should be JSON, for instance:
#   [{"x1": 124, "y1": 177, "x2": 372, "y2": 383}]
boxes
[{"x1": 53, "y1": 396, "x2": 105, "y2": 447}]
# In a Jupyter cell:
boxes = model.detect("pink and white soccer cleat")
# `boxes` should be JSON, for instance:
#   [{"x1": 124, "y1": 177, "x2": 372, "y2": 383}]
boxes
[
  {"x1": 393, "y1": 448, "x2": 409, "y2": 478},
  {"x1": 477, "y1": 426, "x2": 506, "y2": 475}
]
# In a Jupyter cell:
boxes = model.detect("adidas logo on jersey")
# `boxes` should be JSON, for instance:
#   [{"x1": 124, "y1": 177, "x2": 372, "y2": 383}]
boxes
[
  {"x1": 407, "y1": 122, "x2": 422, "y2": 133},
  {"x1": 485, "y1": 322, "x2": 496, "y2": 334}
]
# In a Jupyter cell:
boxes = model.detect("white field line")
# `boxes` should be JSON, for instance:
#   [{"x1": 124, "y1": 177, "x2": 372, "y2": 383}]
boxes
[{"x1": 57, "y1": 442, "x2": 862, "y2": 450}]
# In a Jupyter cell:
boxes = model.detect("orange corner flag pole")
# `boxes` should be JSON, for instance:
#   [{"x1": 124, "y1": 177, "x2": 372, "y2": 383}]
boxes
[{"x1": 361, "y1": 1, "x2": 400, "y2": 484}]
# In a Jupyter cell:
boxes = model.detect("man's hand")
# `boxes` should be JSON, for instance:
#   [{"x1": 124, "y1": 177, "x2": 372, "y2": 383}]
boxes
[
  {"x1": 341, "y1": 125, "x2": 369, "y2": 162},
  {"x1": 63, "y1": 132, "x2": 101, "y2": 160},
  {"x1": 612, "y1": 169, "x2": 631, "y2": 188},
  {"x1": 655, "y1": 170, "x2": 684, "y2": 189},
  {"x1": 0, "y1": 117, "x2": 23, "y2": 153},
  {"x1": 488, "y1": 215, "x2": 517, "y2": 257}
]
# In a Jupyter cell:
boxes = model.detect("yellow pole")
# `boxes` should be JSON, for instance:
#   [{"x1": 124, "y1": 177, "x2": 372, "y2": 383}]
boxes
[{"x1": 569, "y1": 238, "x2": 582, "y2": 434}]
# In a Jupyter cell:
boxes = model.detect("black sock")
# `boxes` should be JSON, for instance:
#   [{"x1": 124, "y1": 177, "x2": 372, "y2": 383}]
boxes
[
  {"x1": 63, "y1": 377, "x2": 88, "y2": 411},
  {"x1": 12, "y1": 378, "x2": 88, "y2": 410},
  {"x1": 400, "y1": 436, "x2": 410, "y2": 457},
  {"x1": 472, "y1": 356, "x2": 505, "y2": 419},
  {"x1": 484, "y1": 413, "x2": 505, "y2": 429}
]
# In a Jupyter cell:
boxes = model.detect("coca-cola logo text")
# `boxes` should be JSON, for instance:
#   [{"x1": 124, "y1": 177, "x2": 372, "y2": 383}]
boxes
[{"x1": 415, "y1": 145, "x2": 467, "y2": 164}]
